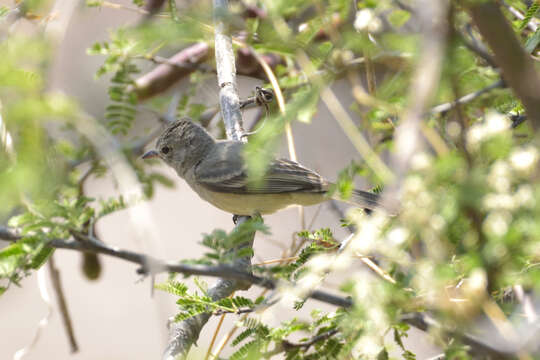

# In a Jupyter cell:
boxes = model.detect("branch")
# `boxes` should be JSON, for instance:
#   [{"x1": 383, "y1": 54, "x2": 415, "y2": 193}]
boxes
[
  {"x1": 0, "y1": 227, "x2": 351, "y2": 309},
  {"x1": 466, "y1": 2, "x2": 540, "y2": 130},
  {"x1": 0, "y1": 225, "x2": 20, "y2": 240},
  {"x1": 131, "y1": 43, "x2": 282, "y2": 102},
  {"x1": 282, "y1": 329, "x2": 339, "y2": 350},
  {"x1": 457, "y1": 26, "x2": 497, "y2": 68},
  {"x1": 430, "y1": 80, "x2": 505, "y2": 115},
  {"x1": 133, "y1": 42, "x2": 211, "y2": 102},
  {"x1": 393, "y1": 0, "x2": 497, "y2": 68},
  {"x1": 163, "y1": 1, "x2": 258, "y2": 358},
  {"x1": 48, "y1": 256, "x2": 78, "y2": 353},
  {"x1": 400, "y1": 312, "x2": 540, "y2": 359}
]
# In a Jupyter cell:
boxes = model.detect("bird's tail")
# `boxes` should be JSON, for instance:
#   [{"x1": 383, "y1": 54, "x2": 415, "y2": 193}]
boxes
[{"x1": 331, "y1": 188, "x2": 386, "y2": 212}]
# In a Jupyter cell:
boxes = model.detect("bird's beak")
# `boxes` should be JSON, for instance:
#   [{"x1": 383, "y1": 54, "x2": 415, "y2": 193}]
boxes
[{"x1": 142, "y1": 150, "x2": 159, "y2": 159}]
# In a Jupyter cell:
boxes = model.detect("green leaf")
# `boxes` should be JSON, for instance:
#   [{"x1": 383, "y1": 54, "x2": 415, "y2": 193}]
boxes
[
  {"x1": 155, "y1": 281, "x2": 189, "y2": 296},
  {"x1": 388, "y1": 9, "x2": 410, "y2": 28},
  {"x1": 525, "y1": 29, "x2": 540, "y2": 54},
  {"x1": 231, "y1": 296, "x2": 254, "y2": 308},
  {"x1": 519, "y1": 3, "x2": 539, "y2": 30},
  {"x1": 0, "y1": 6, "x2": 9, "y2": 19},
  {"x1": 29, "y1": 245, "x2": 54, "y2": 269},
  {"x1": 0, "y1": 243, "x2": 25, "y2": 259},
  {"x1": 291, "y1": 87, "x2": 320, "y2": 123},
  {"x1": 377, "y1": 348, "x2": 389, "y2": 360},
  {"x1": 232, "y1": 328, "x2": 257, "y2": 346}
]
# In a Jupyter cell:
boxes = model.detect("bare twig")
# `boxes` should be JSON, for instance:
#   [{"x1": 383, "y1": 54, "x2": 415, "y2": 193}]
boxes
[
  {"x1": 0, "y1": 225, "x2": 20, "y2": 240},
  {"x1": 282, "y1": 329, "x2": 339, "y2": 350},
  {"x1": 214, "y1": 3, "x2": 245, "y2": 140},
  {"x1": 47, "y1": 256, "x2": 78, "y2": 353},
  {"x1": 430, "y1": 80, "x2": 505, "y2": 114},
  {"x1": 204, "y1": 311, "x2": 226, "y2": 360},
  {"x1": 400, "y1": 312, "x2": 540, "y2": 358},
  {"x1": 133, "y1": 42, "x2": 211, "y2": 102},
  {"x1": 96, "y1": 0, "x2": 168, "y2": 18},
  {"x1": 213, "y1": 307, "x2": 255, "y2": 316},
  {"x1": 262, "y1": 328, "x2": 340, "y2": 357},
  {"x1": 457, "y1": 28, "x2": 498, "y2": 68}
]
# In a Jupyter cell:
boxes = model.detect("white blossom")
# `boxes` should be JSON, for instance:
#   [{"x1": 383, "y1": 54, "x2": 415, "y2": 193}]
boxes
[
  {"x1": 354, "y1": 9, "x2": 382, "y2": 33},
  {"x1": 510, "y1": 146, "x2": 539, "y2": 172}
]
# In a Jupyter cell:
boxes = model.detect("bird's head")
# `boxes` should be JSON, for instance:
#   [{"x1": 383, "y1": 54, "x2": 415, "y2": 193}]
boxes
[{"x1": 142, "y1": 118, "x2": 215, "y2": 175}]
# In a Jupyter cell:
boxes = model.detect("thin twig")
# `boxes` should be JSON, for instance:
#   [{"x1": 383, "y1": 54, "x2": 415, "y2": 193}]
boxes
[
  {"x1": 399, "y1": 312, "x2": 532, "y2": 359},
  {"x1": 204, "y1": 312, "x2": 226, "y2": 360},
  {"x1": 457, "y1": 28, "x2": 498, "y2": 68},
  {"x1": 253, "y1": 256, "x2": 300, "y2": 266},
  {"x1": 282, "y1": 328, "x2": 339, "y2": 350},
  {"x1": 97, "y1": 0, "x2": 169, "y2": 18},
  {"x1": 133, "y1": 43, "x2": 211, "y2": 102},
  {"x1": 47, "y1": 256, "x2": 78, "y2": 353},
  {"x1": 430, "y1": 80, "x2": 505, "y2": 114},
  {"x1": 213, "y1": 307, "x2": 254, "y2": 316}
]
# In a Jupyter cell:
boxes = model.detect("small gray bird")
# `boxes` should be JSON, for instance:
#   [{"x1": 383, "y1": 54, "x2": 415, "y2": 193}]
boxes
[{"x1": 142, "y1": 119, "x2": 383, "y2": 216}]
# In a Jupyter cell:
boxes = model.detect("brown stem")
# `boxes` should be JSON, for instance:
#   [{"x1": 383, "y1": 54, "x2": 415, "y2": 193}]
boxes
[
  {"x1": 467, "y1": 2, "x2": 540, "y2": 130},
  {"x1": 133, "y1": 42, "x2": 211, "y2": 102},
  {"x1": 48, "y1": 256, "x2": 79, "y2": 353}
]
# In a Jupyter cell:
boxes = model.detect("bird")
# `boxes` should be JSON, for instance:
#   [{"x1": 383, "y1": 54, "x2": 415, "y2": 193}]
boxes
[{"x1": 142, "y1": 118, "x2": 386, "y2": 216}]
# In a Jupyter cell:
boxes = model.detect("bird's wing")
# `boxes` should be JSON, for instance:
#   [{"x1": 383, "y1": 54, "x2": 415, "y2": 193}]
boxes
[{"x1": 195, "y1": 143, "x2": 327, "y2": 194}]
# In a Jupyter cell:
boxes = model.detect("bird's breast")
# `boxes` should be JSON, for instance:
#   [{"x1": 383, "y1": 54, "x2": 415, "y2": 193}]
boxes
[{"x1": 186, "y1": 178, "x2": 324, "y2": 215}]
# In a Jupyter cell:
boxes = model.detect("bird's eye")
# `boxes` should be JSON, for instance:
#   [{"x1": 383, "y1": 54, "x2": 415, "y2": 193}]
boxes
[{"x1": 161, "y1": 146, "x2": 170, "y2": 154}]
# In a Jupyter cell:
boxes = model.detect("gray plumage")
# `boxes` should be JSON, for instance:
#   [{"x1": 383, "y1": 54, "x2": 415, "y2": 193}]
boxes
[{"x1": 144, "y1": 119, "x2": 383, "y2": 215}]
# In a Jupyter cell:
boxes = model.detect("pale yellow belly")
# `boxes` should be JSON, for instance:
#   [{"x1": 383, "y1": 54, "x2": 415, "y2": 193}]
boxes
[{"x1": 193, "y1": 185, "x2": 325, "y2": 215}]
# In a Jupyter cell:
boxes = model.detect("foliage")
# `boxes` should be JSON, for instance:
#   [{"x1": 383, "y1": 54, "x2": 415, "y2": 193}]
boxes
[
  {"x1": 1, "y1": 0, "x2": 539, "y2": 359},
  {"x1": 180, "y1": 216, "x2": 267, "y2": 266},
  {"x1": 88, "y1": 32, "x2": 140, "y2": 135}
]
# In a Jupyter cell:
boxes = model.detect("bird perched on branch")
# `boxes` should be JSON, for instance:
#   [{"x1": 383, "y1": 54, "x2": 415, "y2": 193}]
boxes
[{"x1": 142, "y1": 119, "x2": 388, "y2": 216}]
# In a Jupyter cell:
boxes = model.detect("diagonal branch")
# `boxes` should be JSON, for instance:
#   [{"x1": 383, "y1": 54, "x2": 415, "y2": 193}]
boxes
[
  {"x1": 430, "y1": 80, "x2": 505, "y2": 115},
  {"x1": 465, "y1": 1, "x2": 540, "y2": 130},
  {"x1": 47, "y1": 256, "x2": 78, "y2": 353}
]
